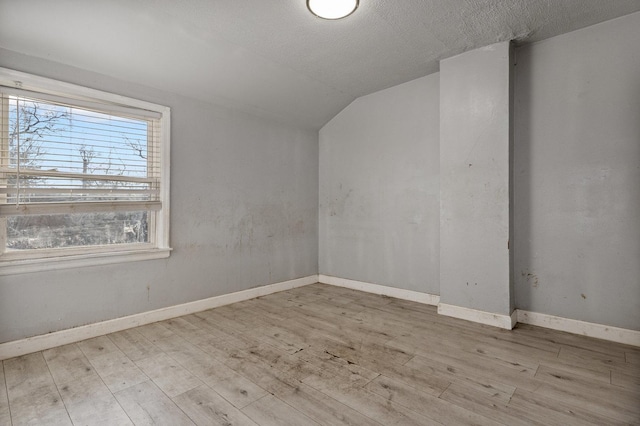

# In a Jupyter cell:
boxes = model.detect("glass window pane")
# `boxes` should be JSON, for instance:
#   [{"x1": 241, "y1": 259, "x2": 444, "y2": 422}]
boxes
[
  {"x1": 8, "y1": 96, "x2": 150, "y2": 178},
  {"x1": 6, "y1": 211, "x2": 150, "y2": 250}
]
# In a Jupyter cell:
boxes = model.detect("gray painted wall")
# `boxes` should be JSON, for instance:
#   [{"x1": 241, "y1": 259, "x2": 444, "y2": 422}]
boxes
[
  {"x1": 439, "y1": 42, "x2": 513, "y2": 316},
  {"x1": 319, "y1": 74, "x2": 440, "y2": 294},
  {"x1": 514, "y1": 12, "x2": 640, "y2": 330},
  {"x1": 0, "y1": 49, "x2": 319, "y2": 343},
  {"x1": 2, "y1": 10, "x2": 638, "y2": 344}
]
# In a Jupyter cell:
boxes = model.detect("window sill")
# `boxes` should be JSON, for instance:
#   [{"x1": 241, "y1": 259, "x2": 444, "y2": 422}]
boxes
[{"x1": 0, "y1": 247, "x2": 172, "y2": 276}]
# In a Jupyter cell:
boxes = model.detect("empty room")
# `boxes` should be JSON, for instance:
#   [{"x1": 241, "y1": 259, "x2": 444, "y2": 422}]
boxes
[{"x1": 0, "y1": 1, "x2": 639, "y2": 425}]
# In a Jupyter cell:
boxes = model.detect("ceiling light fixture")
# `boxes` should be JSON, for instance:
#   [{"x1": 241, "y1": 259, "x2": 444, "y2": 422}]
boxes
[{"x1": 307, "y1": 0, "x2": 359, "y2": 20}]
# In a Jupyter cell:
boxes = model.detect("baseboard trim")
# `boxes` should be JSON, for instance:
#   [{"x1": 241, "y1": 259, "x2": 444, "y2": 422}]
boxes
[
  {"x1": 438, "y1": 303, "x2": 517, "y2": 330},
  {"x1": 4, "y1": 274, "x2": 637, "y2": 360},
  {"x1": 318, "y1": 274, "x2": 440, "y2": 306},
  {"x1": 0, "y1": 275, "x2": 318, "y2": 361},
  {"x1": 517, "y1": 310, "x2": 640, "y2": 347}
]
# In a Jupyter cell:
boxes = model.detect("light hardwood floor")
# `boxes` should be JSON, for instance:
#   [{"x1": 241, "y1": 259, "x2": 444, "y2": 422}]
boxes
[{"x1": 1, "y1": 283, "x2": 639, "y2": 425}]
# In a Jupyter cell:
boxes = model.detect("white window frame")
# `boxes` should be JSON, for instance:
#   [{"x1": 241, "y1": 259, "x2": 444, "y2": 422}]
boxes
[{"x1": 0, "y1": 68, "x2": 171, "y2": 275}]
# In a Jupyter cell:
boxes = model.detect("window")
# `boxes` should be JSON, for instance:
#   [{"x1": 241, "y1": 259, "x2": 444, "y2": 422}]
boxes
[{"x1": 0, "y1": 68, "x2": 170, "y2": 274}]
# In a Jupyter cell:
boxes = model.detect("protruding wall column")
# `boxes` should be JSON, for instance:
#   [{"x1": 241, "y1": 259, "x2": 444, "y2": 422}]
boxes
[{"x1": 439, "y1": 41, "x2": 515, "y2": 329}]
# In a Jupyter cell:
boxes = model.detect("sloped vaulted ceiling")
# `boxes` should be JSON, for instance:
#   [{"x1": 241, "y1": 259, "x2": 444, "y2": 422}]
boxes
[{"x1": 1, "y1": 0, "x2": 639, "y2": 129}]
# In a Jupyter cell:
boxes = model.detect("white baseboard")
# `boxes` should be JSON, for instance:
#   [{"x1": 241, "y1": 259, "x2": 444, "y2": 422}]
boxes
[
  {"x1": 322, "y1": 274, "x2": 638, "y2": 345},
  {"x1": 438, "y1": 303, "x2": 517, "y2": 330},
  {"x1": 0, "y1": 275, "x2": 318, "y2": 361},
  {"x1": 318, "y1": 274, "x2": 440, "y2": 306},
  {"x1": 517, "y1": 310, "x2": 640, "y2": 347},
  {"x1": 4, "y1": 274, "x2": 637, "y2": 360}
]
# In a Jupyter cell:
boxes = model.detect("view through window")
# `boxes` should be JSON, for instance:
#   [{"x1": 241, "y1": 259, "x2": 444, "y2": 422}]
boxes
[{"x1": 0, "y1": 69, "x2": 170, "y2": 272}]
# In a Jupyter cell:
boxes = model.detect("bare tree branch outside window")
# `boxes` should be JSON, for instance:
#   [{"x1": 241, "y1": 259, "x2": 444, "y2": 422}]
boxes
[{"x1": 5, "y1": 99, "x2": 151, "y2": 249}]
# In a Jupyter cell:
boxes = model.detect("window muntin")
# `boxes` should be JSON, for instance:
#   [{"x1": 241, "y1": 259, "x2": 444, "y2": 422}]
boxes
[{"x1": 0, "y1": 68, "x2": 170, "y2": 273}]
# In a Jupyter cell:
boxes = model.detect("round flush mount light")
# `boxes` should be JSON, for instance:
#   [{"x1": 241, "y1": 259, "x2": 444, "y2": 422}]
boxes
[{"x1": 307, "y1": 0, "x2": 359, "y2": 20}]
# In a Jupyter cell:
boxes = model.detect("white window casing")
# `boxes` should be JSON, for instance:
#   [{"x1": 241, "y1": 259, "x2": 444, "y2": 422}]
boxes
[{"x1": 0, "y1": 68, "x2": 171, "y2": 275}]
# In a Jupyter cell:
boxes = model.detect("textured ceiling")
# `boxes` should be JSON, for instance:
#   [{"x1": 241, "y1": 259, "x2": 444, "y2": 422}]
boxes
[{"x1": 1, "y1": 0, "x2": 639, "y2": 129}]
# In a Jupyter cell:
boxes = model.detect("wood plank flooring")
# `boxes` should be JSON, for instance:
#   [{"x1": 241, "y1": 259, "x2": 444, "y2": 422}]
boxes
[{"x1": 1, "y1": 283, "x2": 639, "y2": 425}]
